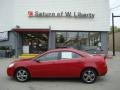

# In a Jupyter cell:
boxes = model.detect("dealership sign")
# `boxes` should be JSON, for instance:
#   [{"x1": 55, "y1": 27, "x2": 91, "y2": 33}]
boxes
[{"x1": 28, "y1": 11, "x2": 95, "y2": 18}]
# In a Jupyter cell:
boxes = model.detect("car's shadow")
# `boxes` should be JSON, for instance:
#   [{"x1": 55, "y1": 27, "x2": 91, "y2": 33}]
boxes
[
  {"x1": 7, "y1": 76, "x2": 108, "y2": 84},
  {"x1": 31, "y1": 78, "x2": 81, "y2": 83},
  {"x1": 7, "y1": 77, "x2": 83, "y2": 83},
  {"x1": 31, "y1": 77, "x2": 107, "y2": 83}
]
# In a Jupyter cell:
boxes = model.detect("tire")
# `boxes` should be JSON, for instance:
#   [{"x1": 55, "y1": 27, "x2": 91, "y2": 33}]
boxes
[
  {"x1": 15, "y1": 68, "x2": 30, "y2": 82},
  {"x1": 81, "y1": 68, "x2": 97, "y2": 84}
]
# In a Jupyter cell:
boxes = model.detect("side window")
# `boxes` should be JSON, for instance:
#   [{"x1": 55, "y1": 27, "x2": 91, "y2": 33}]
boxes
[
  {"x1": 72, "y1": 52, "x2": 81, "y2": 58},
  {"x1": 61, "y1": 52, "x2": 72, "y2": 59},
  {"x1": 36, "y1": 52, "x2": 59, "y2": 61},
  {"x1": 61, "y1": 51, "x2": 81, "y2": 59}
]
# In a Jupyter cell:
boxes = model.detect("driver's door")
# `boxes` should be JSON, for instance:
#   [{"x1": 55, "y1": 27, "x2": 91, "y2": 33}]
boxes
[{"x1": 30, "y1": 51, "x2": 60, "y2": 78}]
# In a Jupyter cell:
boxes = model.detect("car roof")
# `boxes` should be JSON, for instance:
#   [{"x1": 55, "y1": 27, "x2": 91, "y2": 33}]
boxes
[
  {"x1": 47, "y1": 48, "x2": 78, "y2": 52},
  {"x1": 45, "y1": 48, "x2": 90, "y2": 57},
  {"x1": 33, "y1": 48, "x2": 91, "y2": 59}
]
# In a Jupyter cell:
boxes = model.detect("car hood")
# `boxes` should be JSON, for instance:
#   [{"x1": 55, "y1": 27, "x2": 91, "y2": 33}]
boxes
[{"x1": 13, "y1": 58, "x2": 32, "y2": 63}]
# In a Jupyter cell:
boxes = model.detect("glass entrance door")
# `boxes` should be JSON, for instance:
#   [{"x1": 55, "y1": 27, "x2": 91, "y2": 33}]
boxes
[{"x1": 22, "y1": 32, "x2": 48, "y2": 54}]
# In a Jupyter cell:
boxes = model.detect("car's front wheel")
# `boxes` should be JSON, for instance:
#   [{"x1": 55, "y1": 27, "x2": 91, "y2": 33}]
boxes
[
  {"x1": 15, "y1": 68, "x2": 30, "y2": 82},
  {"x1": 81, "y1": 68, "x2": 97, "y2": 84}
]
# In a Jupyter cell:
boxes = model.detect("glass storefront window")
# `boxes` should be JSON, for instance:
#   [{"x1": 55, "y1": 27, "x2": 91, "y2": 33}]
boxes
[
  {"x1": 22, "y1": 32, "x2": 48, "y2": 54},
  {"x1": 56, "y1": 32, "x2": 101, "y2": 50}
]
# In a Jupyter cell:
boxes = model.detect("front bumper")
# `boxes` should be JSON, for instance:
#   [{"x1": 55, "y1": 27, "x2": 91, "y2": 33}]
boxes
[{"x1": 7, "y1": 67, "x2": 15, "y2": 77}]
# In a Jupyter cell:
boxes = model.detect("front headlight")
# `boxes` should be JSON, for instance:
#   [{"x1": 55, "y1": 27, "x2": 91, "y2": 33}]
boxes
[{"x1": 8, "y1": 63, "x2": 15, "y2": 68}]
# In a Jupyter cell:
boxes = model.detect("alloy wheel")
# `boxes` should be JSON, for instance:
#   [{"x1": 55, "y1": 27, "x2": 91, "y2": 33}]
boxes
[
  {"x1": 81, "y1": 69, "x2": 97, "y2": 83},
  {"x1": 15, "y1": 69, "x2": 30, "y2": 82}
]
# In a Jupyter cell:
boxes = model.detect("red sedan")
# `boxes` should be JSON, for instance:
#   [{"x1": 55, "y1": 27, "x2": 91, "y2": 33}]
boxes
[{"x1": 7, "y1": 48, "x2": 107, "y2": 83}]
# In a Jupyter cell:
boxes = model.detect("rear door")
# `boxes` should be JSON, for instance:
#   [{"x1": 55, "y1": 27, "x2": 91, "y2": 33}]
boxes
[{"x1": 59, "y1": 51, "x2": 84, "y2": 78}]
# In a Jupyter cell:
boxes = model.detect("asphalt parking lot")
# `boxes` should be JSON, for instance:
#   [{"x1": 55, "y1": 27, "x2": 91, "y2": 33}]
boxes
[{"x1": 0, "y1": 56, "x2": 120, "y2": 90}]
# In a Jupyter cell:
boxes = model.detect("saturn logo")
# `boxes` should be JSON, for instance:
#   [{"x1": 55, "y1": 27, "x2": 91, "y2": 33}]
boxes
[{"x1": 28, "y1": 11, "x2": 33, "y2": 17}]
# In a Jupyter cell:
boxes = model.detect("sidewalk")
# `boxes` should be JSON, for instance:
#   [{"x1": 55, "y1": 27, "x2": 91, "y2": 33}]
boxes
[{"x1": 108, "y1": 51, "x2": 120, "y2": 56}]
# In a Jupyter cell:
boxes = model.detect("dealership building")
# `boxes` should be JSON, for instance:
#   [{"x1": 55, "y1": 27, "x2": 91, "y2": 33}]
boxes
[{"x1": 0, "y1": 0, "x2": 110, "y2": 57}]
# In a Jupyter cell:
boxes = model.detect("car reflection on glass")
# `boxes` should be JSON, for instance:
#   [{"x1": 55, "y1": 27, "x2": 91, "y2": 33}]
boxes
[{"x1": 80, "y1": 46, "x2": 106, "y2": 57}]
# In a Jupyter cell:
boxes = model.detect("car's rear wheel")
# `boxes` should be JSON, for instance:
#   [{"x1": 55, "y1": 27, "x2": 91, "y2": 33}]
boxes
[
  {"x1": 81, "y1": 68, "x2": 97, "y2": 84},
  {"x1": 15, "y1": 68, "x2": 30, "y2": 82}
]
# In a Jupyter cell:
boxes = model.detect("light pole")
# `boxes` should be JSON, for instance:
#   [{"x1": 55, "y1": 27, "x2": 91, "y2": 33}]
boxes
[
  {"x1": 112, "y1": 13, "x2": 120, "y2": 56},
  {"x1": 112, "y1": 13, "x2": 115, "y2": 56}
]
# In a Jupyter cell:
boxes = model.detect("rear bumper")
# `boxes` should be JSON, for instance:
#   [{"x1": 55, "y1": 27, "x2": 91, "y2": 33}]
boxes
[{"x1": 98, "y1": 64, "x2": 107, "y2": 76}]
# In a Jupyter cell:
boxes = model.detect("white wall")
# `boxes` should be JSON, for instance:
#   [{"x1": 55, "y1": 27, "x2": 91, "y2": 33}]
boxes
[
  {"x1": 0, "y1": 0, "x2": 14, "y2": 32},
  {"x1": 0, "y1": 0, "x2": 110, "y2": 31}
]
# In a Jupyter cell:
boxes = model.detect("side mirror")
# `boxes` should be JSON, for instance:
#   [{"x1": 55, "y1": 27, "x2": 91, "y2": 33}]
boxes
[{"x1": 34, "y1": 59, "x2": 40, "y2": 63}]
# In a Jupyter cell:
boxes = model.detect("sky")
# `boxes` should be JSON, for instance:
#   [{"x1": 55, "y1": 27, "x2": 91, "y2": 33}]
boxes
[{"x1": 110, "y1": 0, "x2": 120, "y2": 27}]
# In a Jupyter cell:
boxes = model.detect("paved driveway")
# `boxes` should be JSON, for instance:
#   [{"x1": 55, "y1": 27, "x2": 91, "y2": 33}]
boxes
[{"x1": 0, "y1": 56, "x2": 120, "y2": 90}]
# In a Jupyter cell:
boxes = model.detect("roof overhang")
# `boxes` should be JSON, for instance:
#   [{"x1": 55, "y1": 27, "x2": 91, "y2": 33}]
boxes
[{"x1": 12, "y1": 28, "x2": 50, "y2": 33}]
